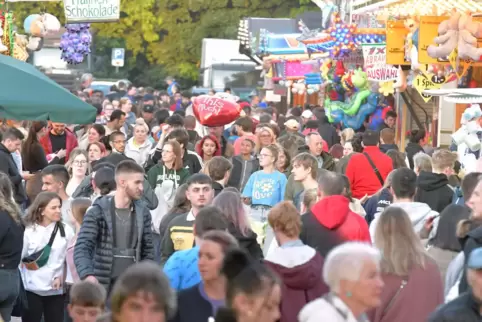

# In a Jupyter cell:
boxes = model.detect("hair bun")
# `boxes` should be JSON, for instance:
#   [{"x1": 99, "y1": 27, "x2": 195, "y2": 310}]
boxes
[
  {"x1": 222, "y1": 249, "x2": 251, "y2": 280},
  {"x1": 135, "y1": 118, "x2": 146, "y2": 126}
]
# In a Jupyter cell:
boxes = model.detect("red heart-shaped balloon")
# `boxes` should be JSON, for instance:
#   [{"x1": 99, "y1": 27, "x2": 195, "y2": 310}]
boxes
[{"x1": 192, "y1": 95, "x2": 241, "y2": 127}]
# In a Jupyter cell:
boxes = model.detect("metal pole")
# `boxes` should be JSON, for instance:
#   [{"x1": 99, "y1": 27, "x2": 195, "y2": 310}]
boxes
[{"x1": 115, "y1": 66, "x2": 119, "y2": 74}]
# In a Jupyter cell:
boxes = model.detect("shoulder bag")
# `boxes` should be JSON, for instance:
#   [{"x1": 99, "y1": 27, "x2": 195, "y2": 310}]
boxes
[
  {"x1": 363, "y1": 152, "x2": 384, "y2": 186},
  {"x1": 22, "y1": 222, "x2": 65, "y2": 270}
]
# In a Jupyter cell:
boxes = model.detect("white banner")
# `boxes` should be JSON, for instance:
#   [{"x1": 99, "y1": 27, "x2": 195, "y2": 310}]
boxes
[
  {"x1": 63, "y1": 0, "x2": 120, "y2": 23},
  {"x1": 362, "y1": 43, "x2": 399, "y2": 82}
]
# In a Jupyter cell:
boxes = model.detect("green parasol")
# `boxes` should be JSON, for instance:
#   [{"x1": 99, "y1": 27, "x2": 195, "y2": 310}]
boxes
[{"x1": 0, "y1": 54, "x2": 96, "y2": 124}]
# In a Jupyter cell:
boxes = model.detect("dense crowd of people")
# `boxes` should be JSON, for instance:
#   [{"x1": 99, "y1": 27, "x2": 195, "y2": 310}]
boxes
[{"x1": 0, "y1": 75, "x2": 480, "y2": 322}]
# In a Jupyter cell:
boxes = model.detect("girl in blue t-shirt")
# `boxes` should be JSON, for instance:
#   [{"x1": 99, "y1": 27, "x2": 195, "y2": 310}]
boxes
[{"x1": 242, "y1": 144, "x2": 287, "y2": 254}]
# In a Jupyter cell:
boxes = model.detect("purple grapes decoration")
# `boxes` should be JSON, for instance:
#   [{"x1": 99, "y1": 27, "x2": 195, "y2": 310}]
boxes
[{"x1": 60, "y1": 24, "x2": 91, "y2": 64}]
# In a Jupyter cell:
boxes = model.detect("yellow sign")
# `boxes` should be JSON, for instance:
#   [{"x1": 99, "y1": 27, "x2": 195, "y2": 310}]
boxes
[
  {"x1": 386, "y1": 21, "x2": 410, "y2": 65},
  {"x1": 413, "y1": 73, "x2": 445, "y2": 103},
  {"x1": 449, "y1": 49, "x2": 473, "y2": 79},
  {"x1": 418, "y1": 16, "x2": 448, "y2": 65},
  {"x1": 420, "y1": 16, "x2": 482, "y2": 66}
]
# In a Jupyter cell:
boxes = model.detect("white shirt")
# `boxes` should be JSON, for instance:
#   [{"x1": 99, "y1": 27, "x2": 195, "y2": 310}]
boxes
[
  {"x1": 21, "y1": 222, "x2": 74, "y2": 296},
  {"x1": 124, "y1": 137, "x2": 152, "y2": 167}
]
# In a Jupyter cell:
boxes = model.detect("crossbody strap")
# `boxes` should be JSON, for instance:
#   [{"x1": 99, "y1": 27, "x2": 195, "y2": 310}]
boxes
[
  {"x1": 382, "y1": 279, "x2": 407, "y2": 317},
  {"x1": 323, "y1": 293, "x2": 348, "y2": 320},
  {"x1": 363, "y1": 152, "x2": 384, "y2": 186}
]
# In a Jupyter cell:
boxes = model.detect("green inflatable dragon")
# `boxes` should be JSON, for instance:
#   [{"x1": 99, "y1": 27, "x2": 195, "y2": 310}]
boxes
[{"x1": 324, "y1": 68, "x2": 371, "y2": 122}]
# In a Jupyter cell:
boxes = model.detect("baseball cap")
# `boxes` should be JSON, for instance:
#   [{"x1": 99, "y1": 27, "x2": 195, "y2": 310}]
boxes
[
  {"x1": 143, "y1": 105, "x2": 155, "y2": 113},
  {"x1": 468, "y1": 248, "x2": 482, "y2": 269},
  {"x1": 301, "y1": 110, "x2": 313, "y2": 119},
  {"x1": 284, "y1": 119, "x2": 300, "y2": 131}
]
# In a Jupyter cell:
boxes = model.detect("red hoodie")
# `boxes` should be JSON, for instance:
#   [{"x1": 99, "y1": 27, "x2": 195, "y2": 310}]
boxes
[{"x1": 300, "y1": 195, "x2": 371, "y2": 257}]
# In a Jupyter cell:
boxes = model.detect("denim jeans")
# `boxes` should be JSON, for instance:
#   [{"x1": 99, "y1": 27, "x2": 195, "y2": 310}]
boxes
[
  {"x1": 249, "y1": 206, "x2": 273, "y2": 256},
  {"x1": 0, "y1": 269, "x2": 20, "y2": 322}
]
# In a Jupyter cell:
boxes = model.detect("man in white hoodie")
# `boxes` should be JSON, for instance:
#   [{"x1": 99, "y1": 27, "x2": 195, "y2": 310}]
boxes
[{"x1": 369, "y1": 168, "x2": 439, "y2": 241}]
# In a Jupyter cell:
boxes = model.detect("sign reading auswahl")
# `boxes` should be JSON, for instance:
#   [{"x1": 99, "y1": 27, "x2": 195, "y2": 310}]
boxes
[{"x1": 63, "y1": 0, "x2": 120, "y2": 23}]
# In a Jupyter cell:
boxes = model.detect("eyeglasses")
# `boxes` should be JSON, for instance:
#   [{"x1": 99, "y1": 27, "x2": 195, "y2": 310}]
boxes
[
  {"x1": 73, "y1": 160, "x2": 87, "y2": 166},
  {"x1": 259, "y1": 154, "x2": 272, "y2": 158}
]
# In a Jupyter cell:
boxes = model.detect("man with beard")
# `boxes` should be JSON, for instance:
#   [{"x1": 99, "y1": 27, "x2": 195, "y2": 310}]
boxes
[
  {"x1": 74, "y1": 160, "x2": 154, "y2": 293},
  {"x1": 39, "y1": 122, "x2": 78, "y2": 164}
]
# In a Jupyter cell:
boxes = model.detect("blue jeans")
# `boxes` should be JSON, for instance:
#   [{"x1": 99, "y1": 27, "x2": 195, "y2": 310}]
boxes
[{"x1": 0, "y1": 269, "x2": 20, "y2": 322}]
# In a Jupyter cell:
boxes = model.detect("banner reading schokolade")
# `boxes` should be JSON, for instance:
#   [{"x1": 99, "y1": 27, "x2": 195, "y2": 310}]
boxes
[{"x1": 63, "y1": 0, "x2": 120, "y2": 23}]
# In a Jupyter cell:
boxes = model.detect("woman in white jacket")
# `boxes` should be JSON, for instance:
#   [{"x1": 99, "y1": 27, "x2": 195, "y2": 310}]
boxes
[
  {"x1": 124, "y1": 118, "x2": 153, "y2": 167},
  {"x1": 20, "y1": 192, "x2": 74, "y2": 322},
  {"x1": 298, "y1": 242, "x2": 383, "y2": 322}
]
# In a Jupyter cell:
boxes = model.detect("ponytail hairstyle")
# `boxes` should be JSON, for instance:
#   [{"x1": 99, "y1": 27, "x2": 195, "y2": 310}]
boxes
[
  {"x1": 409, "y1": 129, "x2": 426, "y2": 144},
  {"x1": 215, "y1": 249, "x2": 280, "y2": 322},
  {"x1": 93, "y1": 167, "x2": 116, "y2": 196}
]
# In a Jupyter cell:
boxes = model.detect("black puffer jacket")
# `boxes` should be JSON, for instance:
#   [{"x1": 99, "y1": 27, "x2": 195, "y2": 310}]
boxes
[
  {"x1": 428, "y1": 292, "x2": 481, "y2": 322},
  {"x1": 74, "y1": 196, "x2": 154, "y2": 290}
]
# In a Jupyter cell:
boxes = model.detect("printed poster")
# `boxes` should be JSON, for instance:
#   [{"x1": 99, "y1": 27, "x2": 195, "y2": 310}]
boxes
[
  {"x1": 362, "y1": 43, "x2": 399, "y2": 82},
  {"x1": 386, "y1": 20, "x2": 410, "y2": 65}
]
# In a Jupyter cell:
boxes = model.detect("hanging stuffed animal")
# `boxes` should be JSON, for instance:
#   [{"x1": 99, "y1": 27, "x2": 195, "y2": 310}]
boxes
[
  {"x1": 404, "y1": 16, "x2": 419, "y2": 62},
  {"x1": 427, "y1": 10, "x2": 460, "y2": 59},
  {"x1": 452, "y1": 104, "x2": 482, "y2": 173},
  {"x1": 458, "y1": 13, "x2": 482, "y2": 62}
]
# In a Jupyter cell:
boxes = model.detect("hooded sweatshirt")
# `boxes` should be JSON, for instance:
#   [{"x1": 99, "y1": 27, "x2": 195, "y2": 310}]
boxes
[
  {"x1": 300, "y1": 195, "x2": 371, "y2": 257},
  {"x1": 369, "y1": 202, "x2": 439, "y2": 241},
  {"x1": 265, "y1": 244, "x2": 328, "y2": 322},
  {"x1": 364, "y1": 188, "x2": 393, "y2": 225},
  {"x1": 415, "y1": 171, "x2": 454, "y2": 213}
]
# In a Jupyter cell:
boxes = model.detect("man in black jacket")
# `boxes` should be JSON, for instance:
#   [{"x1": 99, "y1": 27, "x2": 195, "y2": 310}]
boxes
[
  {"x1": 415, "y1": 149, "x2": 456, "y2": 212},
  {"x1": 0, "y1": 127, "x2": 28, "y2": 205},
  {"x1": 74, "y1": 160, "x2": 154, "y2": 292},
  {"x1": 429, "y1": 247, "x2": 482, "y2": 322}
]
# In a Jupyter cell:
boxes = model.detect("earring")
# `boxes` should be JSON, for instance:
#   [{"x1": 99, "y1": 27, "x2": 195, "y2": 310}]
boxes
[{"x1": 346, "y1": 291, "x2": 352, "y2": 298}]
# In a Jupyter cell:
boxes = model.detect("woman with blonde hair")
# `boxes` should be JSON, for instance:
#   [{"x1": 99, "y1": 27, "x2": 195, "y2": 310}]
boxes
[
  {"x1": 256, "y1": 125, "x2": 276, "y2": 149},
  {"x1": 367, "y1": 206, "x2": 443, "y2": 322},
  {"x1": 340, "y1": 128, "x2": 355, "y2": 145},
  {"x1": 242, "y1": 144, "x2": 287, "y2": 254},
  {"x1": 65, "y1": 149, "x2": 90, "y2": 197},
  {"x1": 124, "y1": 118, "x2": 152, "y2": 167}
]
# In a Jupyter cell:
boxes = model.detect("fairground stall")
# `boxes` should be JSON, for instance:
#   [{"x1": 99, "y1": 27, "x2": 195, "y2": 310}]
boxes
[{"x1": 247, "y1": 0, "x2": 482, "y2": 158}]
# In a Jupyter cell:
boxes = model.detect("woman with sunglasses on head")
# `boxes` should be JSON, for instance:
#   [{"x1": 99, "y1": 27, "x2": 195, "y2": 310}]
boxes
[{"x1": 20, "y1": 192, "x2": 74, "y2": 322}]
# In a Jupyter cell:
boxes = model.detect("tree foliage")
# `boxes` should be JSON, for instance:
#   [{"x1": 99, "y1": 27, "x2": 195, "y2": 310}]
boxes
[{"x1": 8, "y1": 0, "x2": 307, "y2": 84}]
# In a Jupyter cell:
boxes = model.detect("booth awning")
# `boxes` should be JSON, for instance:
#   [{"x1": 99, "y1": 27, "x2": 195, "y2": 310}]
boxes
[{"x1": 352, "y1": 0, "x2": 482, "y2": 15}]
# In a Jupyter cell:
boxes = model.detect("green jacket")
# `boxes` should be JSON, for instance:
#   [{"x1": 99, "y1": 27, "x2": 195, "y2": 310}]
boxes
[{"x1": 146, "y1": 164, "x2": 190, "y2": 189}]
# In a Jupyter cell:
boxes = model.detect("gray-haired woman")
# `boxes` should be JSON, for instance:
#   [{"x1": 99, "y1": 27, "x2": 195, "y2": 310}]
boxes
[{"x1": 299, "y1": 242, "x2": 383, "y2": 322}]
